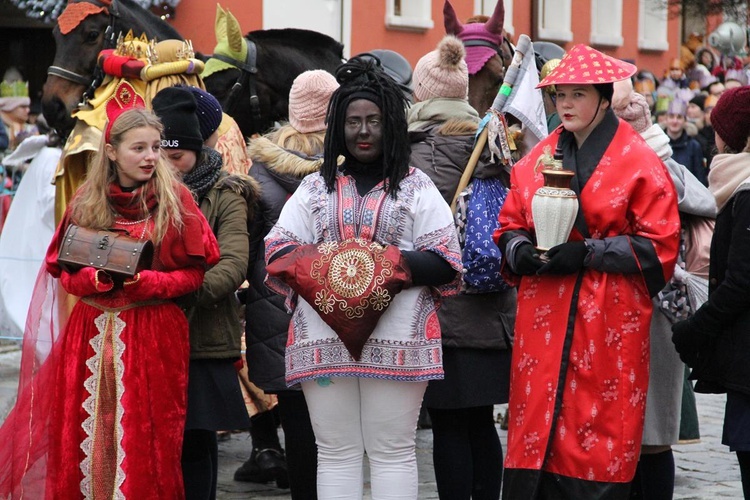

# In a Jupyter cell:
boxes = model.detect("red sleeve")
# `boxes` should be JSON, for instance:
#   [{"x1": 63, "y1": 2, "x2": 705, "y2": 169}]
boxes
[
  {"x1": 494, "y1": 144, "x2": 540, "y2": 287},
  {"x1": 123, "y1": 267, "x2": 206, "y2": 301}
]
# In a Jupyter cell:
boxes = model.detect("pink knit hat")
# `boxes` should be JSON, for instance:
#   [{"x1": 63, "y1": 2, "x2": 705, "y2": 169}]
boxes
[
  {"x1": 615, "y1": 92, "x2": 652, "y2": 134},
  {"x1": 0, "y1": 97, "x2": 30, "y2": 112},
  {"x1": 288, "y1": 70, "x2": 339, "y2": 133},
  {"x1": 413, "y1": 36, "x2": 468, "y2": 102}
]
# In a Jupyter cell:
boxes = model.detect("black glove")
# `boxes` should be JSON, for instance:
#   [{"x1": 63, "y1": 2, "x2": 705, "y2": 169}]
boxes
[
  {"x1": 513, "y1": 242, "x2": 544, "y2": 276},
  {"x1": 671, "y1": 319, "x2": 710, "y2": 367},
  {"x1": 537, "y1": 241, "x2": 588, "y2": 275}
]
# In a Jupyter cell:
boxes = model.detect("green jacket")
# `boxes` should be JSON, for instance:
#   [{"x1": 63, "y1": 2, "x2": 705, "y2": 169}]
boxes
[{"x1": 181, "y1": 171, "x2": 258, "y2": 359}]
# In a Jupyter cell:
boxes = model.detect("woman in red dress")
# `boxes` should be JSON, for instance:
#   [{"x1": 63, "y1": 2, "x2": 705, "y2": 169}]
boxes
[{"x1": 0, "y1": 83, "x2": 219, "y2": 499}]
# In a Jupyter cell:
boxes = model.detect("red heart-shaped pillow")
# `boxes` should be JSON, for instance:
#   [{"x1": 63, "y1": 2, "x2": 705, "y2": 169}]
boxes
[{"x1": 266, "y1": 238, "x2": 412, "y2": 360}]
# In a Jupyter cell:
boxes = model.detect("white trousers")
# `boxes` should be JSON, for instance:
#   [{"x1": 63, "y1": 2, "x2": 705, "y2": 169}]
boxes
[{"x1": 301, "y1": 377, "x2": 428, "y2": 500}]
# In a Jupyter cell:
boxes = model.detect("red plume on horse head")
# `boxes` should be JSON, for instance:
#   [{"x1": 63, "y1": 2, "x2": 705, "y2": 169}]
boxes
[{"x1": 443, "y1": 0, "x2": 505, "y2": 75}]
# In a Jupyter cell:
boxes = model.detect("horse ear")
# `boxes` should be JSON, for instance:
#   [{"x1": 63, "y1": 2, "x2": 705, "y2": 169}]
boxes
[
  {"x1": 225, "y1": 9, "x2": 245, "y2": 54},
  {"x1": 484, "y1": 0, "x2": 505, "y2": 37},
  {"x1": 443, "y1": 0, "x2": 464, "y2": 35},
  {"x1": 215, "y1": 4, "x2": 227, "y2": 44}
]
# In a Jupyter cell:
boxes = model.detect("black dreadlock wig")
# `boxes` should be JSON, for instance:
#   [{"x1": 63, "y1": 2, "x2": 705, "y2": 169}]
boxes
[{"x1": 321, "y1": 54, "x2": 411, "y2": 197}]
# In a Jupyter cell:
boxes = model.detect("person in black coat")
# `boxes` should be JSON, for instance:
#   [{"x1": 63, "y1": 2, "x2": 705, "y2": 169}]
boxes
[{"x1": 672, "y1": 85, "x2": 750, "y2": 498}]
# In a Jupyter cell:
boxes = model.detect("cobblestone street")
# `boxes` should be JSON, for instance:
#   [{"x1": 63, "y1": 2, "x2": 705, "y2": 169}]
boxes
[{"x1": 0, "y1": 344, "x2": 743, "y2": 498}]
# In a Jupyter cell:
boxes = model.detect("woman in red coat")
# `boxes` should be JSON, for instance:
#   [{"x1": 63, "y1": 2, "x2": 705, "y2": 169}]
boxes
[{"x1": 494, "y1": 45, "x2": 680, "y2": 499}]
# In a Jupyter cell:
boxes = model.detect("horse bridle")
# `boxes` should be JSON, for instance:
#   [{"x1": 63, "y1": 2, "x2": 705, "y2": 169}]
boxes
[
  {"x1": 463, "y1": 38, "x2": 515, "y2": 60},
  {"x1": 47, "y1": 0, "x2": 120, "y2": 104},
  {"x1": 208, "y1": 39, "x2": 263, "y2": 129}
]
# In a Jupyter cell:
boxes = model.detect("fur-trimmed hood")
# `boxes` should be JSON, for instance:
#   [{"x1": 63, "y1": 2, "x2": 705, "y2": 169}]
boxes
[
  {"x1": 247, "y1": 136, "x2": 323, "y2": 180},
  {"x1": 408, "y1": 97, "x2": 505, "y2": 206},
  {"x1": 214, "y1": 170, "x2": 261, "y2": 202},
  {"x1": 212, "y1": 170, "x2": 261, "y2": 221},
  {"x1": 407, "y1": 97, "x2": 480, "y2": 134}
]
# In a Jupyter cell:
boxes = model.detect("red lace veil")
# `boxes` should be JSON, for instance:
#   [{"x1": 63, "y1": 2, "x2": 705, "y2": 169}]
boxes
[{"x1": 0, "y1": 264, "x2": 62, "y2": 497}]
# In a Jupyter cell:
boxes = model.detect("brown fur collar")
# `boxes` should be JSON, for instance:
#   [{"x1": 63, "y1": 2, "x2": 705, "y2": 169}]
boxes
[
  {"x1": 438, "y1": 118, "x2": 479, "y2": 136},
  {"x1": 215, "y1": 171, "x2": 261, "y2": 202},
  {"x1": 247, "y1": 136, "x2": 322, "y2": 179}
]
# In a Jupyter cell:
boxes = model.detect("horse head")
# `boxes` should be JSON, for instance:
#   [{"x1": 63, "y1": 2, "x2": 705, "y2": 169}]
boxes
[
  {"x1": 203, "y1": 5, "x2": 343, "y2": 138},
  {"x1": 43, "y1": 0, "x2": 182, "y2": 138},
  {"x1": 443, "y1": 0, "x2": 512, "y2": 115}
]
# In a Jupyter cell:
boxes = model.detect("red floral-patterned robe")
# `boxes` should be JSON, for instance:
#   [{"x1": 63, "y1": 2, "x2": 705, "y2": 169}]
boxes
[{"x1": 495, "y1": 113, "x2": 680, "y2": 499}]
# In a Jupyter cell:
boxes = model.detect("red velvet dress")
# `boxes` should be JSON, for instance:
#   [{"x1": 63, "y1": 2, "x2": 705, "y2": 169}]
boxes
[{"x1": 0, "y1": 183, "x2": 219, "y2": 499}]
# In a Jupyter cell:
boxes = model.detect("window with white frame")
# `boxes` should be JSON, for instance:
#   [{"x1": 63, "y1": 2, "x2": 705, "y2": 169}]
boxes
[
  {"x1": 473, "y1": 0, "x2": 514, "y2": 38},
  {"x1": 638, "y1": 0, "x2": 669, "y2": 51},
  {"x1": 590, "y1": 0, "x2": 623, "y2": 47},
  {"x1": 536, "y1": 0, "x2": 572, "y2": 42},
  {"x1": 385, "y1": 0, "x2": 434, "y2": 31}
]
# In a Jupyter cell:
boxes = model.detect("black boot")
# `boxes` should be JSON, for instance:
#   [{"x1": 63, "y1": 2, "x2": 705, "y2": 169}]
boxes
[
  {"x1": 256, "y1": 447, "x2": 289, "y2": 489},
  {"x1": 234, "y1": 447, "x2": 289, "y2": 488},
  {"x1": 234, "y1": 410, "x2": 289, "y2": 488},
  {"x1": 234, "y1": 448, "x2": 263, "y2": 483}
]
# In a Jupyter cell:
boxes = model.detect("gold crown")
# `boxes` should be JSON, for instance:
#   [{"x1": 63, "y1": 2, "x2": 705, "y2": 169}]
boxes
[
  {"x1": 147, "y1": 39, "x2": 159, "y2": 65},
  {"x1": 540, "y1": 58, "x2": 561, "y2": 94},
  {"x1": 114, "y1": 30, "x2": 151, "y2": 59},
  {"x1": 0, "y1": 80, "x2": 28, "y2": 98},
  {"x1": 147, "y1": 39, "x2": 195, "y2": 65},
  {"x1": 176, "y1": 40, "x2": 195, "y2": 61}
]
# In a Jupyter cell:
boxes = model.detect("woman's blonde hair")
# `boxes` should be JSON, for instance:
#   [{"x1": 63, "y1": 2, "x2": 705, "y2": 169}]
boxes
[
  {"x1": 267, "y1": 123, "x2": 326, "y2": 155},
  {"x1": 69, "y1": 108, "x2": 184, "y2": 243}
]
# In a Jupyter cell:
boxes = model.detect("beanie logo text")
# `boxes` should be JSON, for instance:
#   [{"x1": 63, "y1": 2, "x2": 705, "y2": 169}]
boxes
[{"x1": 161, "y1": 139, "x2": 181, "y2": 148}]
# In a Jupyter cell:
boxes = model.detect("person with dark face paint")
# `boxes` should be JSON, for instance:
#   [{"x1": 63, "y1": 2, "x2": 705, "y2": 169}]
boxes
[
  {"x1": 263, "y1": 56, "x2": 462, "y2": 498},
  {"x1": 344, "y1": 99, "x2": 384, "y2": 164}
]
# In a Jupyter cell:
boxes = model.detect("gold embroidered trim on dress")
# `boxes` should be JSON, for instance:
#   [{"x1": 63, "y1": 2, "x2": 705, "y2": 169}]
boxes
[{"x1": 80, "y1": 311, "x2": 127, "y2": 499}]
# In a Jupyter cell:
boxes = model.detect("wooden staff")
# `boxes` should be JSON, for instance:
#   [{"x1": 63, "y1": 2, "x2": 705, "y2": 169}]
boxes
[
  {"x1": 450, "y1": 126, "x2": 488, "y2": 212},
  {"x1": 450, "y1": 34, "x2": 533, "y2": 212}
]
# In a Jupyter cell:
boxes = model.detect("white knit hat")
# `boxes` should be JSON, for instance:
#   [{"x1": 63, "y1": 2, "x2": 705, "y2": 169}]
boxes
[
  {"x1": 288, "y1": 70, "x2": 339, "y2": 133},
  {"x1": 412, "y1": 35, "x2": 468, "y2": 102}
]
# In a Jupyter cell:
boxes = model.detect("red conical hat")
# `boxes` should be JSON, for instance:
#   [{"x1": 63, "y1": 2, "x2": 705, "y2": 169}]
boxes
[{"x1": 537, "y1": 44, "x2": 636, "y2": 89}]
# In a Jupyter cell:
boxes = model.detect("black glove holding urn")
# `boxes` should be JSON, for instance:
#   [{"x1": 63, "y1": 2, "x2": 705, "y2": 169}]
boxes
[
  {"x1": 536, "y1": 241, "x2": 588, "y2": 275},
  {"x1": 513, "y1": 242, "x2": 545, "y2": 275}
]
